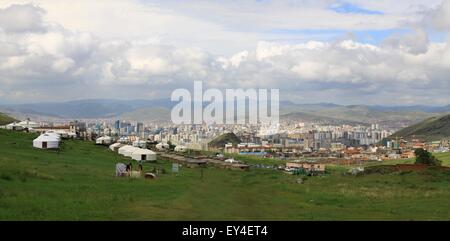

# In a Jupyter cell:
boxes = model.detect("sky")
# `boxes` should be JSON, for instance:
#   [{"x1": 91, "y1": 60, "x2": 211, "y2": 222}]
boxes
[{"x1": 0, "y1": 0, "x2": 450, "y2": 105}]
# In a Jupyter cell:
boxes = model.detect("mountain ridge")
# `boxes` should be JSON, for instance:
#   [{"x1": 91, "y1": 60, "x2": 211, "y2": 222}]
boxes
[
  {"x1": 1, "y1": 99, "x2": 449, "y2": 128},
  {"x1": 389, "y1": 114, "x2": 450, "y2": 141}
]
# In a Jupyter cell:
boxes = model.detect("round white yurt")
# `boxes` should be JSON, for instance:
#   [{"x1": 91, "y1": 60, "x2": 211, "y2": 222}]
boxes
[
  {"x1": 109, "y1": 143, "x2": 124, "y2": 151},
  {"x1": 96, "y1": 136, "x2": 113, "y2": 145},
  {"x1": 17, "y1": 120, "x2": 39, "y2": 129},
  {"x1": 33, "y1": 134, "x2": 60, "y2": 149},
  {"x1": 44, "y1": 131, "x2": 61, "y2": 141},
  {"x1": 131, "y1": 149, "x2": 157, "y2": 162},
  {"x1": 6, "y1": 122, "x2": 23, "y2": 131},
  {"x1": 155, "y1": 142, "x2": 170, "y2": 151},
  {"x1": 118, "y1": 145, "x2": 135, "y2": 157},
  {"x1": 174, "y1": 145, "x2": 187, "y2": 153}
]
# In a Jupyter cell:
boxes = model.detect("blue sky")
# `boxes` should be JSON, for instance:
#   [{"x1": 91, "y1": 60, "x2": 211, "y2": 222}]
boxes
[
  {"x1": 329, "y1": 1, "x2": 384, "y2": 15},
  {"x1": 265, "y1": 1, "x2": 446, "y2": 46},
  {"x1": 269, "y1": 29, "x2": 411, "y2": 44}
]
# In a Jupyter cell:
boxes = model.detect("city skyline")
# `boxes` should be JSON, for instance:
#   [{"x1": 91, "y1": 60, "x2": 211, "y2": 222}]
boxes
[{"x1": 1, "y1": 0, "x2": 450, "y2": 105}]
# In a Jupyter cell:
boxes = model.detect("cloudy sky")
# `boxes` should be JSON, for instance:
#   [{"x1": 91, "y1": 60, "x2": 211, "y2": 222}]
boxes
[{"x1": 0, "y1": 0, "x2": 450, "y2": 105}]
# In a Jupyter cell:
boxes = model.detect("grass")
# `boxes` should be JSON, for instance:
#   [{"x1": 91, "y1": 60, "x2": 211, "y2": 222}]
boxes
[
  {"x1": 0, "y1": 113, "x2": 16, "y2": 126},
  {"x1": 360, "y1": 152, "x2": 450, "y2": 168},
  {"x1": 226, "y1": 151, "x2": 450, "y2": 168},
  {"x1": 435, "y1": 152, "x2": 450, "y2": 166},
  {"x1": 0, "y1": 129, "x2": 449, "y2": 220}
]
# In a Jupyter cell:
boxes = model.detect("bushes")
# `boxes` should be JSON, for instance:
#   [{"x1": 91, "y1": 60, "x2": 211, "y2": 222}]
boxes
[
  {"x1": 362, "y1": 164, "x2": 450, "y2": 176},
  {"x1": 363, "y1": 165, "x2": 398, "y2": 175},
  {"x1": 0, "y1": 173, "x2": 13, "y2": 181},
  {"x1": 415, "y1": 148, "x2": 441, "y2": 166}
]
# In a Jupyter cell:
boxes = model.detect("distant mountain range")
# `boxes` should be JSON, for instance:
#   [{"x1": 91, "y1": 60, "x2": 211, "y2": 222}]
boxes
[
  {"x1": 1, "y1": 99, "x2": 450, "y2": 128},
  {"x1": 389, "y1": 114, "x2": 450, "y2": 141},
  {"x1": 119, "y1": 107, "x2": 171, "y2": 123},
  {"x1": 0, "y1": 99, "x2": 173, "y2": 119},
  {"x1": 280, "y1": 104, "x2": 441, "y2": 128}
]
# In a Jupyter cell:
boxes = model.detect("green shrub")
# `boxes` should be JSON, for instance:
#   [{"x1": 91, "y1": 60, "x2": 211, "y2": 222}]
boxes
[
  {"x1": 415, "y1": 148, "x2": 441, "y2": 166},
  {"x1": 0, "y1": 173, "x2": 13, "y2": 181},
  {"x1": 364, "y1": 165, "x2": 397, "y2": 175}
]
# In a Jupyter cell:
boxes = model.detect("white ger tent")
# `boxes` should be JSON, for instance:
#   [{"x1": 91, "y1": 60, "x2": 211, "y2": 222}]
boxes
[
  {"x1": 174, "y1": 145, "x2": 187, "y2": 153},
  {"x1": 118, "y1": 145, "x2": 157, "y2": 162},
  {"x1": 17, "y1": 120, "x2": 39, "y2": 129},
  {"x1": 6, "y1": 122, "x2": 23, "y2": 131},
  {"x1": 96, "y1": 136, "x2": 113, "y2": 145},
  {"x1": 131, "y1": 148, "x2": 156, "y2": 162},
  {"x1": 155, "y1": 142, "x2": 170, "y2": 151},
  {"x1": 33, "y1": 134, "x2": 60, "y2": 149},
  {"x1": 44, "y1": 131, "x2": 61, "y2": 141},
  {"x1": 118, "y1": 145, "x2": 135, "y2": 157},
  {"x1": 109, "y1": 143, "x2": 124, "y2": 151}
]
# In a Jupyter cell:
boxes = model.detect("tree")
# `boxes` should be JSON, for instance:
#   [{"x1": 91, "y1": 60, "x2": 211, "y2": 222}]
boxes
[
  {"x1": 167, "y1": 141, "x2": 176, "y2": 151},
  {"x1": 414, "y1": 148, "x2": 441, "y2": 166}
]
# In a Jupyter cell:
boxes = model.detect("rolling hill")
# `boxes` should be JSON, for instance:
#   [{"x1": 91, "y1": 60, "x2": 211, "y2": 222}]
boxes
[
  {"x1": 280, "y1": 111, "x2": 367, "y2": 125},
  {"x1": 1, "y1": 129, "x2": 450, "y2": 220},
  {"x1": 1, "y1": 99, "x2": 448, "y2": 128},
  {"x1": 208, "y1": 132, "x2": 241, "y2": 148},
  {"x1": 0, "y1": 112, "x2": 16, "y2": 125},
  {"x1": 389, "y1": 114, "x2": 450, "y2": 141},
  {"x1": 119, "y1": 107, "x2": 171, "y2": 123}
]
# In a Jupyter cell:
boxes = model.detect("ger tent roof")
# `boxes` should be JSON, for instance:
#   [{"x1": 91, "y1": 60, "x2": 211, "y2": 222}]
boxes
[
  {"x1": 109, "y1": 142, "x2": 124, "y2": 151},
  {"x1": 156, "y1": 143, "x2": 169, "y2": 150},
  {"x1": 131, "y1": 148, "x2": 155, "y2": 155},
  {"x1": 17, "y1": 120, "x2": 39, "y2": 127},
  {"x1": 44, "y1": 132, "x2": 61, "y2": 140},
  {"x1": 118, "y1": 145, "x2": 157, "y2": 161},
  {"x1": 118, "y1": 145, "x2": 135, "y2": 157},
  {"x1": 97, "y1": 136, "x2": 112, "y2": 141},
  {"x1": 174, "y1": 145, "x2": 187, "y2": 152},
  {"x1": 130, "y1": 148, "x2": 156, "y2": 161},
  {"x1": 34, "y1": 134, "x2": 60, "y2": 142}
]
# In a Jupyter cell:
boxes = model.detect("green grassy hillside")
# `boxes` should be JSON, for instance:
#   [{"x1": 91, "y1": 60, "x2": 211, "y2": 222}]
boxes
[
  {"x1": 0, "y1": 113, "x2": 16, "y2": 125},
  {"x1": 208, "y1": 132, "x2": 241, "y2": 148},
  {"x1": 313, "y1": 105, "x2": 434, "y2": 124},
  {"x1": 0, "y1": 129, "x2": 449, "y2": 220},
  {"x1": 390, "y1": 114, "x2": 450, "y2": 141}
]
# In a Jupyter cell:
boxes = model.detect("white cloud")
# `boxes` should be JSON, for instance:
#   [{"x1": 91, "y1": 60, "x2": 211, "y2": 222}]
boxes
[
  {"x1": 51, "y1": 57, "x2": 75, "y2": 73},
  {"x1": 422, "y1": 0, "x2": 450, "y2": 31},
  {"x1": 0, "y1": 1, "x2": 449, "y2": 106},
  {"x1": 0, "y1": 4, "x2": 46, "y2": 33},
  {"x1": 0, "y1": 0, "x2": 441, "y2": 54},
  {"x1": 382, "y1": 29, "x2": 429, "y2": 54}
]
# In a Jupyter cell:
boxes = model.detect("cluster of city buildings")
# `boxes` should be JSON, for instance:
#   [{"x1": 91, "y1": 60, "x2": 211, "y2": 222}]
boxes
[{"x1": 3, "y1": 118, "x2": 449, "y2": 165}]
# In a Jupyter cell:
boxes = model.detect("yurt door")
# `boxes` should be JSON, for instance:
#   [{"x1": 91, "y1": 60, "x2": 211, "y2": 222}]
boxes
[
  {"x1": 42, "y1": 142, "x2": 47, "y2": 148},
  {"x1": 141, "y1": 154, "x2": 146, "y2": 161}
]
